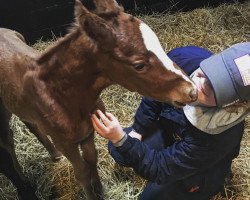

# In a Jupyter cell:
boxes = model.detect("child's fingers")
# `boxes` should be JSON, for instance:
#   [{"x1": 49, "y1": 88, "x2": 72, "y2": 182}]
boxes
[
  {"x1": 91, "y1": 114, "x2": 108, "y2": 134},
  {"x1": 92, "y1": 120, "x2": 103, "y2": 135},
  {"x1": 105, "y1": 112, "x2": 116, "y2": 121},
  {"x1": 96, "y1": 110, "x2": 111, "y2": 126}
]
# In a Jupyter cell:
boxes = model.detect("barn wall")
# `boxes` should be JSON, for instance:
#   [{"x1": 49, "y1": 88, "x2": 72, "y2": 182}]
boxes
[{"x1": 0, "y1": 0, "x2": 246, "y2": 43}]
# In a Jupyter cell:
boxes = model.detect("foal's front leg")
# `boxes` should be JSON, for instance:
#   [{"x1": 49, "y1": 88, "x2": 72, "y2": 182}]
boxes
[
  {"x1": 52, "y1": 137, "x2": 99, "y2": 200},
  {"x1": 24, "y1": 122, "x2": 62, "y2": 161},
  {"x1": 80, "y1": 134, "x2": 103, "y2": 200}
]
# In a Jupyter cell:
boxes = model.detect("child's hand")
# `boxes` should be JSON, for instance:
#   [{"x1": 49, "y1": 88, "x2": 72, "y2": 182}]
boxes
[{"x1": 91, "y1": 110, "x2": 125, "y2": 144}]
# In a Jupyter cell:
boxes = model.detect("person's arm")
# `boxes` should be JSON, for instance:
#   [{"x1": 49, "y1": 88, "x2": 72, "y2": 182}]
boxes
[
  {"x1": 114, "y1": 135, "x2": 203, "y2": 183},
  {"x1": 132, "y1": 97, "x2": 162, "y2": 134},
  {"x1": 91, "y1": 110, "x2": 201, "y2": 183},
  {"x1": 91, "y1": 110, "x2": 241, "y2": 184},
  {"x1": 110, "y1": 133, "x2": 238, "y2": 184}
]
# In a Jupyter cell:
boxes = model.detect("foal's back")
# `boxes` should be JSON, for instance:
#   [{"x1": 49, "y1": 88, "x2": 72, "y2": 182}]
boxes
[
  {"x1": 0, "y1": 28, "x2": 37, "y2": 58},
  {"x1": 0, "y1": 28, "x2": 38, "y2": 111}
]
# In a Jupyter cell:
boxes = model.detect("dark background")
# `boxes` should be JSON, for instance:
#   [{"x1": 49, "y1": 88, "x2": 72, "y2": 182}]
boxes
[{"x1": 0, "y1": 0, "x2": 246, "y2": 43}]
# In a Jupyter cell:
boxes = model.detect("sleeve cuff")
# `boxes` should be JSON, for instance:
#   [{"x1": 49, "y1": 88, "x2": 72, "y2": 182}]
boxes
[
  {"x1": 113, "y1": 132, "x2": 128, "y2": 147},
  {"x1": 116, "y1": 135, "x2": 136, "y2": 152}
]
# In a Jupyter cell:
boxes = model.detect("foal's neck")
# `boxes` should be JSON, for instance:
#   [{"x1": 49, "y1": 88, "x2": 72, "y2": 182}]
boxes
[{"x1": 36, "y1": 29, "x2": 110, "y2": 105}]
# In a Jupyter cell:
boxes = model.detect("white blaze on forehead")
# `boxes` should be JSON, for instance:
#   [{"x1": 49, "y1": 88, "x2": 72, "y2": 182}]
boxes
[{"x1": 139, "y1": 23, "x2": 192, "y2": 83}]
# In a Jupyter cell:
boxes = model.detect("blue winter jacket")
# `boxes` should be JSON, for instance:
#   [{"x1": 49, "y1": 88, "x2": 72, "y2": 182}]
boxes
[{"x1": 111, "y1": 46, "x2": 245, "y2": 186}]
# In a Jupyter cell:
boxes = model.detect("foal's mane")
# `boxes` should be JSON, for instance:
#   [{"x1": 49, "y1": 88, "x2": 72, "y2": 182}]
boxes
[
  {"x1": 35, "y1": 23, "x2": 87, "y2": 81},
  {"x1": 37, "y1": 7, "x2": 121, "y2": 66},
  {"x1": 37, "y1": 26, "x2": 81, "y2": 65},
  {"x1": 36, "y1": 9, "x2": 122, "y2": 80}
]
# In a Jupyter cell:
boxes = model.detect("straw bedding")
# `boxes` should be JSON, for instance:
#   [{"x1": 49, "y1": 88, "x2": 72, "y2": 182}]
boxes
[{"x1": 0, "y1": 1, "x2": 250, "y2": 199}]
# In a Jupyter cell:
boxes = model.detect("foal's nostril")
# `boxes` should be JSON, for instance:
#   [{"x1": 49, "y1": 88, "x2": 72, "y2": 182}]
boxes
[{"x1": 189, "y1": 88, "x2": 198, "y2": 101}]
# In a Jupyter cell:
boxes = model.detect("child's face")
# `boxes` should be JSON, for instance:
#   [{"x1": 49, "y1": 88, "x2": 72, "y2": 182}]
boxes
[{"x1": 191, "y1": 68, "x2": 216, "y2": 107}]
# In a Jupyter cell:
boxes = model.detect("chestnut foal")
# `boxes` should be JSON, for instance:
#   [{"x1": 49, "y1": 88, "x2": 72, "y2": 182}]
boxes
[{"x1": 0, "y1": 0, "x2": 197, "y2": 199}]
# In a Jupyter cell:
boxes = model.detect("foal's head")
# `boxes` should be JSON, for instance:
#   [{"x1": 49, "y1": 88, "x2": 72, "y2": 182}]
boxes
[{"x1": 75, "y1": 0, "x2": 197, "y2": 107}]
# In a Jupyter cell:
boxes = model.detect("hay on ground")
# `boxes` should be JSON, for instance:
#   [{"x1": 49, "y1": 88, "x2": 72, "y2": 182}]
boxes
[{"x1": 0, "y1": 1, "x2": 250, "y2": 199}]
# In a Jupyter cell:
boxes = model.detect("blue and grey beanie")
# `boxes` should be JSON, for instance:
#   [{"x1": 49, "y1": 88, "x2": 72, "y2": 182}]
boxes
[{"x1": 200, "y1": 42, "x2": 250, "y2": 107}]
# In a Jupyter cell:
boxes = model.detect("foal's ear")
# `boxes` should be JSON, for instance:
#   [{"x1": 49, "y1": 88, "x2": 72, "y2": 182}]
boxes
[
  {"x1": 74, "y1": 0, "x2": 88, "y2": 19},
  {"x1": 93, "y1": 0, "x2": 122, "y2": 13},
  {"x1": 75, "y1": 0, "x2": 116, "y2": 51}
]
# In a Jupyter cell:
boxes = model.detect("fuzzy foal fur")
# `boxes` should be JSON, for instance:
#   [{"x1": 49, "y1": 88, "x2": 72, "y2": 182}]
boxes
[{"x1": 0, "y1": 0, "x2": 197, "y2": 199}]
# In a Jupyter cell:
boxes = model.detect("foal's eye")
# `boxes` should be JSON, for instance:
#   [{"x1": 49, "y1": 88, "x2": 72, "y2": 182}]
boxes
[{"x1": 133, "y1": 63, "x2": 145, "y2": 71}]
